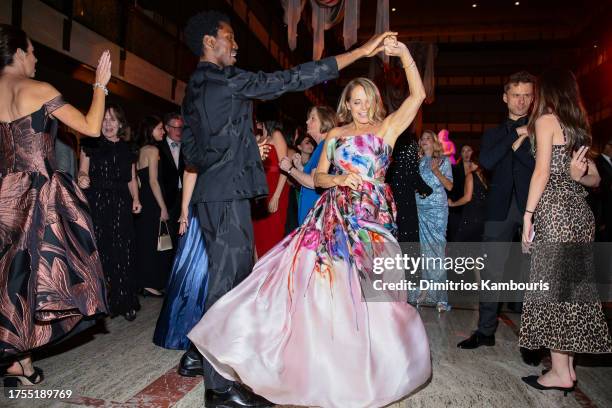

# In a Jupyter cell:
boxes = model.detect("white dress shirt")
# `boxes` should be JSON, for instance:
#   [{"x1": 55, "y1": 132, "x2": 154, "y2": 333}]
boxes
[{"x1": 166, "y1": 137, "x2": 182, "y2": 188}]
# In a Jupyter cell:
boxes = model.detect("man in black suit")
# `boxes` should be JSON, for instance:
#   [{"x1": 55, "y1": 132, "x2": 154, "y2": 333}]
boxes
[
  {"x1": 457, "y1": 72, "x2": 538, "y2": 360},
  {"x1": 179, "y1": 10, "x2": 395, "y2": 408},
  {"x1": 158, "y1": 112, "x2": 185, "y2": 245},
  {"x1": 596, "y1": 139, "x2": 612, "y2": 241}
]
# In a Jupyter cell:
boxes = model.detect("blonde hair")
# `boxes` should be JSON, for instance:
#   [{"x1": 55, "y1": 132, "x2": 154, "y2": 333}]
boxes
[
  {"x1": 337, "y1": 78, "x2": 386, "y2": 125},
  {"x1": 419, "y1": 130, "x2": 444, "y2": 158}
]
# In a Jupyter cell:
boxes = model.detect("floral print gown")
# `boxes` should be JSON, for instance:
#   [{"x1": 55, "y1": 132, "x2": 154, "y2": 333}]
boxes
[
  {"x1": 189, "y1": 134, "x2": 431, "y2": 408},
  {"x1": 0, "y1": 96, "x2": 108, "y2": 356}
]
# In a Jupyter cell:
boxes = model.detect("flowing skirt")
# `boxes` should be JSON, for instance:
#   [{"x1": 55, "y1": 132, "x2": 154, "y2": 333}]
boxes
[
  {"x1": 189, "y1": 182, "x2": 431, "y2": 408},
  {"x1": 154, "y1": 207, "x2": 208, "y2": 350}
]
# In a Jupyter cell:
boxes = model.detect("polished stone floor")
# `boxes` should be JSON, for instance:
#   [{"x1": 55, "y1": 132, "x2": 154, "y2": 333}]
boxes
[{"x1": 3, "y1": 298, "x2": 611, "y2": 408}]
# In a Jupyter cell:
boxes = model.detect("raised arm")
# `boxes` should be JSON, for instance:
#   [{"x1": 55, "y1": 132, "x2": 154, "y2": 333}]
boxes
[
  {"x1": 51, "y1": 51, "x2": 111, "y2": 137},
  {"x1": 230, "y1": 32, "x2": 397, "y2": 101},
  {"x1": 379, "y1": 42, "x2": 426, "y2": 147}
]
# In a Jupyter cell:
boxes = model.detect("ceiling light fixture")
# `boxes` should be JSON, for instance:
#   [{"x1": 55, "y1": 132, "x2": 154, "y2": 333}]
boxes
[
  {"x1": 472, "y1": 3, "x2": 478, "y2": 8},
  {"x1": 515, "y1": 1, "x2": 520, "y2": 5},
  {"x1": 392, "y1": 7, "x2": 396, "y2": 12}
]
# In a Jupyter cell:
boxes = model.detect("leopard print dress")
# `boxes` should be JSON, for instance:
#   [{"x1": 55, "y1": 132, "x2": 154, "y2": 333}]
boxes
[{"x1": 519, "y1": 143, "x2": 612, "y2": 353}]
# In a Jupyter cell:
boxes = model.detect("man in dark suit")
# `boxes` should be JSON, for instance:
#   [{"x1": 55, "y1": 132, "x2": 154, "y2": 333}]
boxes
[
  {"x1": 596, "y1": 139, "x2": 612, "y2": 241},
  {"x1": 158, "y1": 112, "x2": 185, "y2": 245},
  {"x1": 457, "y1": 72, "x2": 538, "y2": 361},
  {"x1": 179, "y1": 10, "x2": 396, "y2": 407}
]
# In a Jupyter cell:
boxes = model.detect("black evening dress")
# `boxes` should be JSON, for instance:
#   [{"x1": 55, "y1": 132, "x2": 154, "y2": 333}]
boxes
[{"x1": 82, "y1": 137, "x2": 140, "y2": 316}]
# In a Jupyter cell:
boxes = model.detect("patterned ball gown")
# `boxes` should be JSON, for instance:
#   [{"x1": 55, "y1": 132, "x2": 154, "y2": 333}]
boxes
[
  {"x1": 189, "y1": 133, "x2": 431, "y2": 408},
  {"x1": 0, "y1": 96, "x2": 108, "y2": 356}
]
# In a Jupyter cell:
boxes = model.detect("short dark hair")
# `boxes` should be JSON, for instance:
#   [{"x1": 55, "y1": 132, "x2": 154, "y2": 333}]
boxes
[
  {"x1": 0, "y1": 24, "x2": 29, "y2": 71},
  {"x1": 184, "y1": 11, "x2": 231, "y2": 56},
  {"x1": 504, "y1": 71, "x2": 536, "y2": 92},
  {"x1": 164, "y1": 112, "x2": 182, "y2": 125}
]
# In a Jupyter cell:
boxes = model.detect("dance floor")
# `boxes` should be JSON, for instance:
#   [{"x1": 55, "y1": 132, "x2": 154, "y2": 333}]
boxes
[{"x1": 4, "y1": 298, "x2": 611, "y2": 408}]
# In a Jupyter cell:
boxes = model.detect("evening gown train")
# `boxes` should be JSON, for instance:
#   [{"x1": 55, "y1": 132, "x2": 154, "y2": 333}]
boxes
[
  {"x1": 154, "y1": 207, "x2": 208, "y2": 350},
  {"x1": 134, "y1": 167, "x2": 173, "y2": 291},
  {"x1": 519, "y1": 143, "x2": 612, "y2": 352},
  {"x1": 189, "y1": 134, "x2": 431, "y2": 408},
  {"x1": 0, "y1": 95, "x2": 107, "y2": 356}
]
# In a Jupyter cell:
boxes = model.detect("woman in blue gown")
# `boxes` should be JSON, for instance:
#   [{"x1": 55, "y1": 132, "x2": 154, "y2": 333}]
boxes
[
  {"x1": 153, "y1": 171, "x2": 208, "y2": 350},
  {"x1": 412, "y1": 130, "x2": 453, "y2": 312}
]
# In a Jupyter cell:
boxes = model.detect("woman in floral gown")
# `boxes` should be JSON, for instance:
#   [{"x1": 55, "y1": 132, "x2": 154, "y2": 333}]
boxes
[
  {"x1": 189, "y1": 39, "x2": 431, "y2": 407},
  {"x1": 0, "y1": 24, "x2": 110, "y2": 385}
]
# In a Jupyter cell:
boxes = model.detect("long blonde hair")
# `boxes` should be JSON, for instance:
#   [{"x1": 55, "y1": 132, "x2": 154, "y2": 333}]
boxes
[
  {"x1": 337, "y1": 77, "x2": 386, "y2": 125},
  {"x1": 419, "y1": 129, "x2": 444, "y2": 158}
]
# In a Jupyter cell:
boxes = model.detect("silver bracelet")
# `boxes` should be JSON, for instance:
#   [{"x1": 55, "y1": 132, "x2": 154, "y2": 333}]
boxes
[
  {"x1": 93, "y1": 82, "x2": 108, "y2": 95},
  {"x1": 402, "y1": 59, "x2": 416, "y2": 69}
]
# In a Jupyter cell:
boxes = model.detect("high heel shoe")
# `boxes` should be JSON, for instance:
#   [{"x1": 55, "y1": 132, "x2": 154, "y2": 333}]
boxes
[
  {"x1": 542, "y1": 369, "x2": 577, "y2": 386},
  {"x1": 522, "y1": 375, "x2": 575, "y2": 396},
  {"x1": 2, "y1": 361, "x2": 44, "y2": 386}
]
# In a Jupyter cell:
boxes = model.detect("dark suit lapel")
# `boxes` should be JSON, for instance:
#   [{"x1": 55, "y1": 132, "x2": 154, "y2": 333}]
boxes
[{"x1": 159, "y1": 138, "x2": 178, "y2": 170}]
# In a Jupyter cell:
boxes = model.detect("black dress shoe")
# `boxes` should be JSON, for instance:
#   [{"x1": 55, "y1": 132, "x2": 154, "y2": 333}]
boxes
[
  {"x1": 178, "y1": 347, "x2": 203, "y2": 377},
  {"x1": 541, "y1": 369, "x2": 577, "y2": 385},
  {"x1": 520, "y1": 347, "x2": 542, "y2": 366},
  {"x1": 457, "y1": 332, "x2": 495, "y2": 349},
  {"x1": 205, "y1": 384, "x2": 274, "y2": 407},
  {"x1": 522, "y1": 375, "x2": 574, "y2": 396}
]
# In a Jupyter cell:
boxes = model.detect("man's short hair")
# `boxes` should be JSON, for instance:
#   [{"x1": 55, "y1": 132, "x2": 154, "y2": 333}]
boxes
[
  {"x1": 504, "y1": 71, "x2": 536, "y2": 92},
  {"x1": 164, "y1": 112, "x2": 182, "y2": 125},
  {"x1": 184, "y1": 11, "x2": 231, "y2": 56}
]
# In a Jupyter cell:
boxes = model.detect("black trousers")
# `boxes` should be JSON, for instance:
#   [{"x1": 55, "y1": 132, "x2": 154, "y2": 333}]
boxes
[
  {"x1": 196, "y1": 199, "x2": 254, "y2": 391},
  {"x1": 477, "y1": 195, "x2": 530, "y2": 336}
]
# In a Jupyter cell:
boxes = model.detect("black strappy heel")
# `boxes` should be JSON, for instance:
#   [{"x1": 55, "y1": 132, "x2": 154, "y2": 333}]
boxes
[
  {"x1": 522, "y1": 375, "x2": 574, "y2": 396},
  {"x1": 3, "y1": 360, "x2": 44, "y2": 387}
]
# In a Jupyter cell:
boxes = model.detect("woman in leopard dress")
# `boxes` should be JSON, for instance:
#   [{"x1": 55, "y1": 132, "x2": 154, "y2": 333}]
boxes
[{"x1": 520, "y1": 69, "x2": 612, "y2": 394}]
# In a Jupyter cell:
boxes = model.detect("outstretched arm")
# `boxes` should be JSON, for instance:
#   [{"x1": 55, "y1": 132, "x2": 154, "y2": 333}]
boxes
[
  {"x1": 230, "y1": 32, "x2": 397, "y2": 101},
  {"x1": 379, "y1": 41, "x2": 426, "y2": 147}
]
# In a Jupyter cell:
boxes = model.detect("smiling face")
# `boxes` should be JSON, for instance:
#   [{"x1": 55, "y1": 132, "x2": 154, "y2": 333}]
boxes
[
  {"x1": 205, "y1": 21, "x2": 238, "y2": 67},
  {"x1": 346, "y1": 85, "x2": 372, "y2": 125},
  {"x1": 298, "y1": 137, "x2": 315, "y2": 155},
  {"x1": 102, "y1": 108, "x2": 120, "y2": 139},
  {"x1": 306, "y1": 108, "x2": 322, "y2": 138}
]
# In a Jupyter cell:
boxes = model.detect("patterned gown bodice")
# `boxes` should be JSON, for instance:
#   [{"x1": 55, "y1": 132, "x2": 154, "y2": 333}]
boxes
[
  {"x1": 321, "y1": 133, "x2": 396, "y2": 234},
  {"x1": 329, "y1": 133, "x2": 392, "y2": 180},
  {"x1": 0, "y1": 96, "x2": 65, "y2": 177},
  {"x1": 544, "y1": 145, "x2": 587, "y2": 199}
]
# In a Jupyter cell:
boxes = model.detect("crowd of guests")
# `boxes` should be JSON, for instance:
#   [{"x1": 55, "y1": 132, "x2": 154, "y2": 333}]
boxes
[{"x1": 1, "y1": 12, "x2": 611, "y2": 407}]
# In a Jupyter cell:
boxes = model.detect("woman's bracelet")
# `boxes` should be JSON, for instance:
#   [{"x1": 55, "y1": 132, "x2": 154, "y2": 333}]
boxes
[
  {"x1": 93, "y1": 82, "x2": 108, "y2": 95},
  {"x1": 525, "y1": 209, "x2": 535, "y2": 214},
  {"x1": 402, "y1": 59, "x2": 416, "y2": 69}
]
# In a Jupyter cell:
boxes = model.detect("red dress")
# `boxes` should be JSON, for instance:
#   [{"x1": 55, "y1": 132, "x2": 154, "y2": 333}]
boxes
[{"x1": 252, "y1": 145, "x2": 289, "y2": 257}]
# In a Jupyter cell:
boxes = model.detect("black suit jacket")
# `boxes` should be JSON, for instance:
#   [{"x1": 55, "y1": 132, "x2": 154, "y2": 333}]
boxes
[
  {"x1": 479, "y1": 117, "x2": 535, "y2": 221},
  {"x1": 158, "y1": 138, "x2": 185, "y2": 210},
  {"x1": 180, "y1": 57, "x2": 339, "y2": 203}
]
